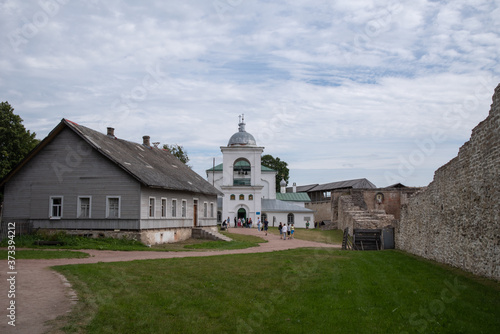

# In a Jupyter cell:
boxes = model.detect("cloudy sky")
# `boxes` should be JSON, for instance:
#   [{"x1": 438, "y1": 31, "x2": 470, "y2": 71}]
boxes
[{"x1": 1, "y1": 0, "x2": 499, "y2": 187}]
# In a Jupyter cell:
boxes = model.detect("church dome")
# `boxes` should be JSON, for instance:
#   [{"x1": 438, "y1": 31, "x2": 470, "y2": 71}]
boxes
[{"x1": 228, "y1": 115, "x2": 257, "y2": 147}]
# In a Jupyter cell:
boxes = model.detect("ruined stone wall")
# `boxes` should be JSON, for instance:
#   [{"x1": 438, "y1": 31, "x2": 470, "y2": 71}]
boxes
[
  {"x1": 396, "y1": 84, "x2": 500, "y2": 281},
  {"x1": 305, "y1": 201, "x2": 332, "y2": 224}
]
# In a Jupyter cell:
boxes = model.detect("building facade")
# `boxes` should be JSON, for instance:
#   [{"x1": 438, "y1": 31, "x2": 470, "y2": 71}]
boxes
[
  {"x1": 207, "y1": 115, "x2": 314, "y2": 228},
  {"x1": 0, "y1": 119, "x2": 221, "y2": 245}
]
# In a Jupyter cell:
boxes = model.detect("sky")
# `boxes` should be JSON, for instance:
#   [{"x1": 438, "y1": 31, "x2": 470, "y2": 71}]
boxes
[{"x1": 1, "y1": 0, "x2": 499, "y2": 188}]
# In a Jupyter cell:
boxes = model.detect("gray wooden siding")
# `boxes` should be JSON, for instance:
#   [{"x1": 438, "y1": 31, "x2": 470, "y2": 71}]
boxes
[
  {"x1": 139, "y1": 186, "x2": 218, "y2": 228},
  {"x1": 2, "y1": 128, "x2": 141, "y2": 227}
]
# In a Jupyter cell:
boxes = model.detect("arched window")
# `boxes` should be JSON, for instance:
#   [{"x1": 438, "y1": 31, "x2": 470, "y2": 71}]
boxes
[
  {"x1": 230, "y1": 194, "x2": 235, "y2": 200},
  {"x1": 249, "y1": 194, "x2": 254, "y2": 200},
  {"x1": 239, "y1": 194, "x2": 245, "y2": 200},
  {"x1": 287, "y1": 213, "x2": 294, "y2": 224},
  {"x1": 233, "y1": 159, "x2": 251, "y2": 186}
]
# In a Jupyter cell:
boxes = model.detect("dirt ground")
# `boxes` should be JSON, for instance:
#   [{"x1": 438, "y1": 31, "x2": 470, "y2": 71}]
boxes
[{"x1": 0, "y1": 228, "x2": 340, "y2": 334}]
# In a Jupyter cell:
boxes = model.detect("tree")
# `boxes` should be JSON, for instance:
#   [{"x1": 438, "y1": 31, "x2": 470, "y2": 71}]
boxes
[
  {"x1": 0, "y1": 102, "x2": 39, "y2": 180},
  {"x1": 163, "y1": 144, "x2": 190, "y2": 167},
  {"x1": 261, "y1": 154, "x2": 289, "y2": 193}
]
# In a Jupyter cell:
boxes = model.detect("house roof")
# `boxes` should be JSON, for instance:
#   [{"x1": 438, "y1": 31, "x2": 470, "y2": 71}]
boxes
[
  {"x1": 1, "y1": 119, "x2": 221, "y2": 196},
  {"x1": 288, "y1": 184, "x2": 319, "y2": 193},
  {"x1": 303, "y1": 178, "x2": 377, "y2": 192},
  {"x1": 261, "y1": 199, "x2": 314, "y2": 213},
  {"x1": 206, "y1": 163, "x2": 276, "y2": 173},
  {"x1": 276, "y1": 192, "x2": 311, "y2": 202}
]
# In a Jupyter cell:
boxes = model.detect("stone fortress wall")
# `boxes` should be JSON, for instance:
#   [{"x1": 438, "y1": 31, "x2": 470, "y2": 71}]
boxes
[{"x1": 396, "y1": 84, "x2": 500, "y2": 281}]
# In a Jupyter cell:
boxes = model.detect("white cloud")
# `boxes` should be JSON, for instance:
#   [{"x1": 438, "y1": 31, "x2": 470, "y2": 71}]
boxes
[{"x1": 0, "y1": 0, "x2": 498, "y2": 187}]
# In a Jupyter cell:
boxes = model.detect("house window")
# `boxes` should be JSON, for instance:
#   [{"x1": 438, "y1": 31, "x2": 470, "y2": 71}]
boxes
[
  {"x1": 210, "y1": 203, "x2": 214, "y2": 218},
  {"x1": 249, "y1": 194, "x2": 254, "y2": 200},
  {"x1": 287, "y1": 213, "x2": 294, "y2": 224},
  {"x1": 50, "y1": 196, "x2": 63, "y2": 219},
  {"x1": 107, "y1": 197, "x2": 120, "y2": 218},
  {"x1": 181, "y1": 200, "x2": 187, "y2": 218},
  {"x1": 171, "y1": 199, "x2": 177, "y2": 217},
  {"x1": 203, "y1": 202, "x2": 208, "y2": 218},
  {"x1": 78, "y1": 196, "x2": 91, "y2": 218},
  {"x1": 239, "y1": 194, "x2": 245, "y2": 200},
  {"x1": 230, "y1": 194, "x2": 235, "y2": 200},
  {"x1": 149, "y1": 197, "x2": 156, "y2": 218},
  {"x1": 161, "y1": 198, "x2": 167, "y2": 217}
]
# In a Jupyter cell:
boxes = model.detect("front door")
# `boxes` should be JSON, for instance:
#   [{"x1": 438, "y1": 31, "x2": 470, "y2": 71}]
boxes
[
  {"x1": 237, "y1": 208, "x2": 246, "y2": 221},
  {"x1": 193, "y1": 200, "x2": 198, "y2": 227}
]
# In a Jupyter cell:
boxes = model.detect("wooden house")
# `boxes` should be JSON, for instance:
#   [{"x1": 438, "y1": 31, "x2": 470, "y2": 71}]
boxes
[{"x1": 0, "y1": 119, "x2": 221, "y2": 245}]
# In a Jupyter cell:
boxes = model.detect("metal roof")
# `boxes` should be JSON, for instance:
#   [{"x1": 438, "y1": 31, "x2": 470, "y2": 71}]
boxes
[
  {"x1": 276, "y1": 192, "x2": 311, "y2": 202},
  {"x1": 261, "y1": 199, "x2": 314, "y2": 213},
  {"x1": 1, "y1": 119, "x2": 222, "y2": 196},
  {"x1": 66, "y1": 120, "x2": 221, "y2": 195},
  {"x1": 227, "y1": 117, "x2": 257, "y2": 147},
  {"x1": 307, "y1": 178, "x2": 376, "y2": 191}
]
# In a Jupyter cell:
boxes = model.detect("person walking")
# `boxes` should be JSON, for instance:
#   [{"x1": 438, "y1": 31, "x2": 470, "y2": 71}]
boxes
[
  {"x1": 257, "y1": 218, "x2": 261, "y2": 231},
  {"x1": 287, "y1": 224, "x2": 291, "y2": 239},
  {"x1": 282, "y1": 223, "x2": 287, "y2": 240},
  {"x1": 290, "y1": 224, "x2": 294, "y2": 239},
  {"x1": 264, "y1": 218, "x2": 269, "y2": 236},
  {"x1": 278, "y1": 222, "x2": 283, "y2": 239}
]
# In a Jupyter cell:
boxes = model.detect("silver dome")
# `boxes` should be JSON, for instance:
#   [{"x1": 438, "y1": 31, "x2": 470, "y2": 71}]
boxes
[{"x1": 228, "y1": 115, "x2": 257, "y2": 147}]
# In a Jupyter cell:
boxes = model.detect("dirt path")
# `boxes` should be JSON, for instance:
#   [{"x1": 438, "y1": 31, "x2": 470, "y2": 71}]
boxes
[{"x1": 0, "y1": 228, "x2": 340, "y2": 334}]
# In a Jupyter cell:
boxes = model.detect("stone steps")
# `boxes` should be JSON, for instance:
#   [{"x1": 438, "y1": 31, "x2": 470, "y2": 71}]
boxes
[{"x1": 192, "y1": 228, "x2": 232, "y2": 242}]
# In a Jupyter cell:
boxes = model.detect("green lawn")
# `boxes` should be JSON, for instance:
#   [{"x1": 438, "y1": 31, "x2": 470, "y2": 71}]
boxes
[
  {"x1": 267, "y1": 226, "x2": 343, "y2": 244},
  {"x1": 54, "y1": 249, "x2": 500, "y2": 334},
  {"x1": 0, "y1": 249, "x2": 90, "y2": 259}
]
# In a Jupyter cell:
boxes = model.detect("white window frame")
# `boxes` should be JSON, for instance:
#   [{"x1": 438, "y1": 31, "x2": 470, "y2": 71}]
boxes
[
  {"x1": 161, "y1": 197, "x2": 167, "y2": 218},
  {"x1": 203, "y1": 202, "x2": 208, "y2": 218},
  {"x1": 171, "y1": 199, "x2": 177, "y2": 217},
  {"x1": 181, "y1": 200, "x2": 187, "y2": 218},
  {"x1": 149, "y1": 197, "x2": 156, "y2": 218},
  {"x1": 210, "y1": 202, "x2": 214, "y2": 218},
  {"x1": 77, "y1": 196, "x2": 92, "y2": 218},
  {"x1": 49, "y1": 196, "x2": 63, "y2": 219},
  {"x1": 106, "y1": 196, "x2": 121, "y2": 218}
]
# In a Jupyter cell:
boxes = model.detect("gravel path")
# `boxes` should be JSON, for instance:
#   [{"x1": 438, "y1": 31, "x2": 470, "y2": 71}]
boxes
[{"x1": 0, "y1": 228, "x2": 340, "y2": 334}]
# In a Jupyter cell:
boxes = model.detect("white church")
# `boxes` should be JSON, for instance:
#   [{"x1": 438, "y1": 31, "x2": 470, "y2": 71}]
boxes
[{"x1": 206, "y1": 115, "x2": 315, "y2": 228}]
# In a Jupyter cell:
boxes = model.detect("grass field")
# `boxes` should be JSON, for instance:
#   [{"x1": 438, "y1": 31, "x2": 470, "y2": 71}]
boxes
[{"x1": 54, "y1": 249, "x2": 500, "y2": 334}]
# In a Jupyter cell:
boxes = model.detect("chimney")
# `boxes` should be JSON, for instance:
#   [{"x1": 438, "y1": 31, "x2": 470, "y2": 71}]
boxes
[
  {"x1": 143, "y1": 135, "x2": 150, "y2": 147},
  {"x1": 293, "y1": 182, "x2": 297, "y2": 193},
  {"x1": 107, "y1": 127, "x2": 115, "y2": 137}
]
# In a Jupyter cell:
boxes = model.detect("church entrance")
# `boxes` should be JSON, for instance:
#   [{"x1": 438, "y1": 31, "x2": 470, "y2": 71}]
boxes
[{"x1": 237, "y1": 208, "x2": 247, "y2": 221}]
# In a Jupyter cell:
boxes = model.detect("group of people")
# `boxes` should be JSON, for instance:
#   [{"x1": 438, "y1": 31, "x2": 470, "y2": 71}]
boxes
[
  {"x1": 223, "y1": 216, "x2": 270, "y2": 235},
  {"x1": 278, "y1": 222, "x2": 294, "y2": 240}
]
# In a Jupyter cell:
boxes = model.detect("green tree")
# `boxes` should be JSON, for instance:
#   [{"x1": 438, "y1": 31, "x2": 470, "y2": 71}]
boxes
[
  {"x1": 163, "y1": 144, "x2": 190, "y2": 167},
  {"x1": 261, "y1": 154, "x2": 289, "y2": 193},
  {"x1": 0, "y1": 102, "x2": 39, "y2": 180}
]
